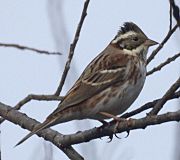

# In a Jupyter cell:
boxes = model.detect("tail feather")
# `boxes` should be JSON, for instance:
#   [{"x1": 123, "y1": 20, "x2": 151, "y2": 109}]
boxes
[{"x1": 15, "y1": 119, "x2": 55, "y2": 147}]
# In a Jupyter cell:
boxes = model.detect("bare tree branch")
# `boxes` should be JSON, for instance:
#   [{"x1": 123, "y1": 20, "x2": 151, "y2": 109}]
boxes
[
  {"x1": 147, "y1": 24, "x2": 178, "y2": 65},
  {"x1": 147, "y1": 52, "x2": 180, "y2": 76},
  {"x1": 54, "y1": 0, "x2": 90, "y2": 96},
  {"x1": 0, "y1": 42, "x2": 62, "y2": 56},
  {"x1": 0, "y1": 102, "x2": 84, "y2": 160},
  {"x1": 0, "y1": 101, "x2": 180, "y2": 148},
  {"x1": 149, "y1": 77, "x2": 180, "y2": 115},
  {"x1": 58, "y1": 111, "x2": 180, "y2": 146}
]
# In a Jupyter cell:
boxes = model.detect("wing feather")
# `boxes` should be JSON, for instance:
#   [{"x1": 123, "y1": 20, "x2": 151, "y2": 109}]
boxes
[{"x1": 50, "y1": 46, "x2": 130, "y2": 116}]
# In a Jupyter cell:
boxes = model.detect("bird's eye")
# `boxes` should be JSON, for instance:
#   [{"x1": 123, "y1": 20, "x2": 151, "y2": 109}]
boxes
[{"x1": 133, "y1": 37, "x2": 138, "y2": 41}]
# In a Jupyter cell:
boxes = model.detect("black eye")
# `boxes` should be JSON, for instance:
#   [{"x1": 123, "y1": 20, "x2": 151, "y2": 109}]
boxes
[{"x1": 133, "y1": 37, "x2": 138, "y2": 41}]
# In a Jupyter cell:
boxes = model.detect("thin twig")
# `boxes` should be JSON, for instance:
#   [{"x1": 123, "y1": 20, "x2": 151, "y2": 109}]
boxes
[
  {"x1": 149, "y1": 77, "x2": 180, "y2": 115},
  {"x1": 169, "y1": 1, "x2": 173, "y2": 30},
  {"x1": 0, "y1": 102, "x2": 84, "y2": 160},
  {"x1": 0, "y1": 42, "x2": 62, "y2": 55},
  {"x1": 147, "y1": 52, "x2": 180, "y2": 76},
  {"x1": 121, "y1": 91, "x2": 180, "y2": 118},
  {"x1": 14, "y1": 94, "x2": 63, "y2": 110},
  {"x1": 54, "y1": 0, "x2": 90, "y2": 96},
  {"x1": 0, "y1": 94, "x2": 63, "y2": 124},
  {"x1": 169, "y1": 0, "x2": 180, "y2": 27},
  {"x1": 147, "y1": 24, "x2": 178, "y2": 65}
]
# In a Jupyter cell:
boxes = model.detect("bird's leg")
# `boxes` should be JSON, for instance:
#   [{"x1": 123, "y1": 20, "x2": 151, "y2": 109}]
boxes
[
  {"x1": 99, "y1": 112, "x2": 125, "y2": 141},
  {"x1": 99, "y1": 112, "x2": 122, "y2": 121}
]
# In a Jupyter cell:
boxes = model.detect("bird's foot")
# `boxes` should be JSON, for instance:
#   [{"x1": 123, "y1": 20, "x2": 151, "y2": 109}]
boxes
[{"x1": 99, "y1": 112, "x2": 126, "y2": 142}]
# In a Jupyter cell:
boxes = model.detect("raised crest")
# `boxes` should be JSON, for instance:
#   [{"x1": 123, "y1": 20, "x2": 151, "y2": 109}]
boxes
[{"x1": 118, "y1": 22, "x2": 146, "y2": 36}]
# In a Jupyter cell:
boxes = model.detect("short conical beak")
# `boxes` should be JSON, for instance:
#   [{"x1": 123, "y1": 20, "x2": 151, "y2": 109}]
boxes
[{"x1": 144, "y1": 39, "x2": 158, "y2": 47}]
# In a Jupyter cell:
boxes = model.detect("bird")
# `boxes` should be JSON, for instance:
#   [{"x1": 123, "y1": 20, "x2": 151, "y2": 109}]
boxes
[{"x1": 16, "y1": 22, "x2": 158, "y2": 146}]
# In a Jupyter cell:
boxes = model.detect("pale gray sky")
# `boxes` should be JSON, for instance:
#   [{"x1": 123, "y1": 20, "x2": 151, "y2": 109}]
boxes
[{"x1": 0, "y1": 0, "x2": 179, "y2": 160}]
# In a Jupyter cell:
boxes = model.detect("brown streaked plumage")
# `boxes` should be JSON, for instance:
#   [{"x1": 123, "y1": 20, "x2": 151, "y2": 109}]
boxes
[{"x1": 16, "y1": 22, "x2": 158, "y2": 146}]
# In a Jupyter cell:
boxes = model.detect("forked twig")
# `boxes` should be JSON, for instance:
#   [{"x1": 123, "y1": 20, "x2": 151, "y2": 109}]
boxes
[
  {"x1": 147, "y1": 52, "x2": 180, "y2": 76},
  {"x1": 14, "y1": 94, "x2": 63, "y2": 110},
  {"x1": 54, "y1": 0, "x2": 90, "y2": 96},
  {"x1": 0, "y1": 94, "x2": 63, "y2": 124}
]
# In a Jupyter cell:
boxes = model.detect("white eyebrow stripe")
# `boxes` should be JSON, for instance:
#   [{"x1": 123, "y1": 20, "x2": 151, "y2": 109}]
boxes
[{"x1": 112, "y1": 31, "x2": 136, "y2": 44}]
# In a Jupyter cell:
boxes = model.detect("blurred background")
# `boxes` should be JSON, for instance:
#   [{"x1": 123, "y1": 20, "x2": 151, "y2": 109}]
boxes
[{"x1": 0, "y1": 0, "x2": 179, "y2": 160}]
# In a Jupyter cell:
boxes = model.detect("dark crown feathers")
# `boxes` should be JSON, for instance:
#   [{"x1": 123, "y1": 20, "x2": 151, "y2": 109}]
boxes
[{"x1": 118, "y1": 22, "x2": 146, "y2": 36}]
